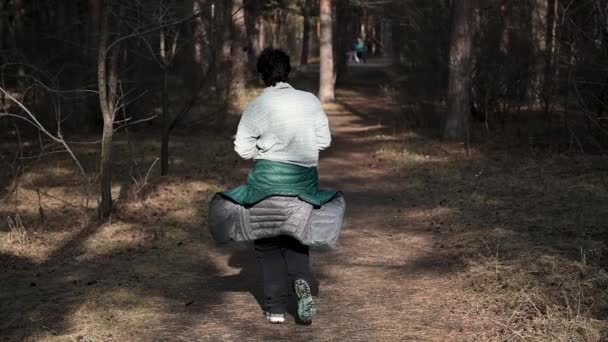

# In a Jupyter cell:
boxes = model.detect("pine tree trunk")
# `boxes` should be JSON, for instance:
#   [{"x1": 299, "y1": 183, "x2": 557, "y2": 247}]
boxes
[
  {"x1": 193, "y1": 0, "x2": 210, "y2": 74},
  {"x1": 257, "y1": 17, "x2": 265, "y2": 52},
  {"x1": 530, "y1": 0, "x2": 549, "y2": 107},
  {"x1": 319, "y1": 0, "x2": 335, "y2": 103},
  {"x1": 245, "y1": 0, "x2": 261, "y2": 69},
  {"x1": 443, "y1": 0, "x2": 474, "y2": 141},
  {"x1": 300, "y1": 0, "x2": 312, "y2": 65},
  {"x1": 543, "y1": 0, "x2": 558, "y2": 115},
  {"x1": 161, "y1": 67, "x2": 170, "y2": 176},
  {"x1": 216, "y1": 1, "x2": 232, "y2": 100},
  {"x1": 97, "y1": 0, "x2": 114, "y2": 218},
  {"x1": 334, "y1": 0, "x2": 357, "y2": 83},
  {"x1": 230, "y1": 0, "x2": 247, "y2": 108},
  {"x1": 89, "y1": 0, "x2": 102, "y2": 61},
  {"x1": 271, "y1": 11, "x2": 279, "y2": 48}
]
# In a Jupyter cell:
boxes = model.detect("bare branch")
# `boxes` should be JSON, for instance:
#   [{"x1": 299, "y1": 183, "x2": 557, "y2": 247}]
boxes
[
  {"x1": 113, "y1": 114, "x2": 158, "y2": 132},
  {"x1": 106, "y1": 11, "x2": 205, "y2": 54},
  {"x1": 0, "y1": 87, "x2": 87, "y2": 175}
]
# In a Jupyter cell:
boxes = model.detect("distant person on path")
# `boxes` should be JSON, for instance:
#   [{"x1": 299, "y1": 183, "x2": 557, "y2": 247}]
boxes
[
  {"x1": 365, "y1": 37, "x2": 374, "y2": 57},
  {"x1": 354, "y1": 37, "x2": 367, "y2": 63},
  {"x1": 347, "y1": 48, "x2": 359, "y2": 64},
  {"x1": 210, "y1": 48, "x2": 343, "y2": 325}
]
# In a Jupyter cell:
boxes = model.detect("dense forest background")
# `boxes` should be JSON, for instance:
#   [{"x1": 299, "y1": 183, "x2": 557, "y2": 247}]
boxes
[
  {"x1": 2, "y1": 0, "x2": 607, "y2": 214},
  {"x1": 1, "y1": 1, "x2": 608, "y2": 340},
  {"x1": 392, "y1": 0, "x2": 608, "y2": 148}
]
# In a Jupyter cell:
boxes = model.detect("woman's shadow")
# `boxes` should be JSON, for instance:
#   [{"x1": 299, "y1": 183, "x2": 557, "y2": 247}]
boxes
[{"x1": 213, "y1": 245, "x2": 320, "y2": 324}]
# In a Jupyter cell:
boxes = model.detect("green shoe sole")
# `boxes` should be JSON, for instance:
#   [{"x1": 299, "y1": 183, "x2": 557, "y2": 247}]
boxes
[{"x1": 294, "y1": 279, "x2": 316, "y2": 323}]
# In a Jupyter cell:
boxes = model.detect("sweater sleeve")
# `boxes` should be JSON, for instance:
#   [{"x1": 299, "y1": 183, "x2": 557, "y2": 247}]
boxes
[
  {"x1": 234, "y1": 104, "x2": 261, "y2": 159},
  {"x1": 314, "y1": 99, "x2": 332, "y2": 151}
]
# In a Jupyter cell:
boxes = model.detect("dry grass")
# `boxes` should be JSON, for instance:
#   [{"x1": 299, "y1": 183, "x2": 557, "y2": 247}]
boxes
[
  {"x1": 464, "y1": 248, "x2": 608, "y2": 341},
  {"x1": 374, "y1": 135, "x2": 608, "y2": 341},
  {"x1": 6, "y1": 214, "x2": 28, "y2": 246}
]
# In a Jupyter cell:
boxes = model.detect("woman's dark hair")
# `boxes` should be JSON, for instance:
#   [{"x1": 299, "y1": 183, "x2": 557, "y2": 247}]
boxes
[{"x1": 257, "y1": 48, "x2": 291, "y2": 86}]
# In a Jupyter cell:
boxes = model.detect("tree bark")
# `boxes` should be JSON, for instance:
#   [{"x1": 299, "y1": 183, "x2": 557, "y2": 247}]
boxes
[
  {"x1": 271, "y1": 10, "x2": 279, "y2": 48},
  {"x1": 319, "y1": 0, "x2": 335, "y2": 103},
  {"x1": 443, "y1": 0, "x2": 474, "y2": 141},
  {"x1": 300, "y1": 0, "x2": 312, "y2": 65},
  {"x1": 215, "y1": 1, "x2": 232, "y2": 99},
  {"x1": 161, "y1": 67, "x2": 170, "y2": 176},
  {"x1": 99, "y1": 120, "x2": 113, "y2": 217},
  {"x1": 245, "y1": 0, "x2": 261, "y2": 70},
  {"x1": 543, "y1": 0, "x2": 558, "y2": 115},
  {"x1": 530, "y1": 0, "x2": 549, "y2": 107},
  {"x1": 257, "y1": 16, "x2": 265, "y2": 53},
  {"x1": 230, "y1": 0, "x2": 247, "y2": 107},
  {"x1": 97, "y1": 0, "x2": 116, "y2": 218},
  {"x1": 89, "y1": 0, "x2": 102, "y2": 58},
  {"x1": 193, "y1": 0, "x2": 210, "y2": 74},
  {"x1": 335, "y1": 0, "x2": 358, "y2": 83}
]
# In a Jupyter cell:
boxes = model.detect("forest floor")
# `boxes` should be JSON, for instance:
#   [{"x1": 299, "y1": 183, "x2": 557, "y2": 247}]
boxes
[{"x1": 1, "y1": 60, "x2": 608, "y2": 341}]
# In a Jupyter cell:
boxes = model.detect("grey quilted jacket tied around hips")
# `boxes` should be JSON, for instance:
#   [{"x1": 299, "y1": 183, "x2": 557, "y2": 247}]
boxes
[{"x1": 207, "y1": 193, "x2": 346, "y2": 251}]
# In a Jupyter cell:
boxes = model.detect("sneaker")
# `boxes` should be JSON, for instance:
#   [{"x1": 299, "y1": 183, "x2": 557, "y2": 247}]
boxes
[
  {"x1": 265, "y1": 312, "x2": 286, "y2": 324},
  {"x1": 294, "y1": 279, "x2": 316, "y2": 323}
]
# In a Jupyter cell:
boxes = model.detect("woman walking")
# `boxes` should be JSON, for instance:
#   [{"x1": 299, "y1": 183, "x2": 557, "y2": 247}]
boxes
[{"x1": 210, "y1": 48, "x2": 341, "y2": 324}]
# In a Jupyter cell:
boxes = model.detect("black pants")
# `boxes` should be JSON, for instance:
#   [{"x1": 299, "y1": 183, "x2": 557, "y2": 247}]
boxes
[{"x1": 254, "y1": 235, "x2": 312, "y2": 314}]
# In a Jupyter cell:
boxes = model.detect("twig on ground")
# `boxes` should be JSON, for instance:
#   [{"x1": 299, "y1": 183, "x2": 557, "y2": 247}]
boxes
[{"x1": 493, "y1": 319, "x2": 528, "y2": 341}]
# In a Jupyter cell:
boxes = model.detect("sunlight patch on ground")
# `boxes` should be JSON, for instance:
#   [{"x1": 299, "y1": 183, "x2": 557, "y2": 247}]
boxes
[
  {"x1": 80, "y1": 223, "x2": 148, "y2": 255},
  {"x1": 375, "y1": 137, "x2": 473, "y2": 165},
  {"x1": 20, "y1": 166, "x2": 75, "y2": 185},
  {"x1": 398, "y1": 206, "x2": 456, "y2": 221},
  {"x1": 0, "y1": 229, "x2": 75, "y2": 262}
]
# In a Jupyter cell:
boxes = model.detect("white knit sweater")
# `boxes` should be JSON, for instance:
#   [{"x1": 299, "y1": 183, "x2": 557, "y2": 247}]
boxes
[{"x1": 234, "y1": 82, "x2": 331, "y2": 167}]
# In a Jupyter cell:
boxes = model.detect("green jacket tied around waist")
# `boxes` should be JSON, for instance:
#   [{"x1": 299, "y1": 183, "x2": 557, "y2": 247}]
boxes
[{"x1": 222, "y1": 159, "x2": 337, "y2": 206}]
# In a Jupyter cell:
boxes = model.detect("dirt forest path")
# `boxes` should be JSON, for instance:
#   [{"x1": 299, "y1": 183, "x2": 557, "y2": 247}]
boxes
[{"x1": 188, "y1": 62, "x2": 473, "y2": 341}]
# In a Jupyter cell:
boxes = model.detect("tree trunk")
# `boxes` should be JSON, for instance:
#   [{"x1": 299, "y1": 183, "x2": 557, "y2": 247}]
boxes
[
  {"x1": 99, "y1": 121, "x2": 113, "y2": 217},
  {"x1": 257, "y1": 16, "x2": 265, "y2": 52},
  {"x1": 530, "y1": 0, "x2": 549, "y2": 107},
  {"x1": 300, "y1": 0, "x2": 312, "y2": 65},
  {"x1": 499, "y1": 2, "x2": 510, "y2": 53},
  {"x1": 319, "y1": 0, "x2": 335, "y2": 103},
  {"x1": 271, "y1": 11, "x2": 279, "y2": 47},
  {"x1": 334, "y1": 0, "x2": 357, "y2": 83},
  {"x1": 97, "y1": 0, "x2": 115, "y2": 218},
  {"x1": 89, "y1": 0, "x2": 102, "y2": 58},
  {"x1": 193, "y1": 0, "x2": 210, "y2": 74},
  {"x1": 215, "y1": 0, "x2": 232, "y2": 99},
  {"x1": 443, "y1": 0, "x2": 474, "y2": 141},
  {"x1": 11, "y1": 0, "x2": 24, "y2": 42},
  {"x1": 161, "y1": 67, "x2": 170, "y2": 176},
  {"x1": 229, "y1": 0, "x2": 247, "y2": 108},
  {"x1": 543, "y1": 0, "x2": 558, "y2": 115},
  {"x1": 245, "y1": 0, "x2": 260, "y2": 69}
]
